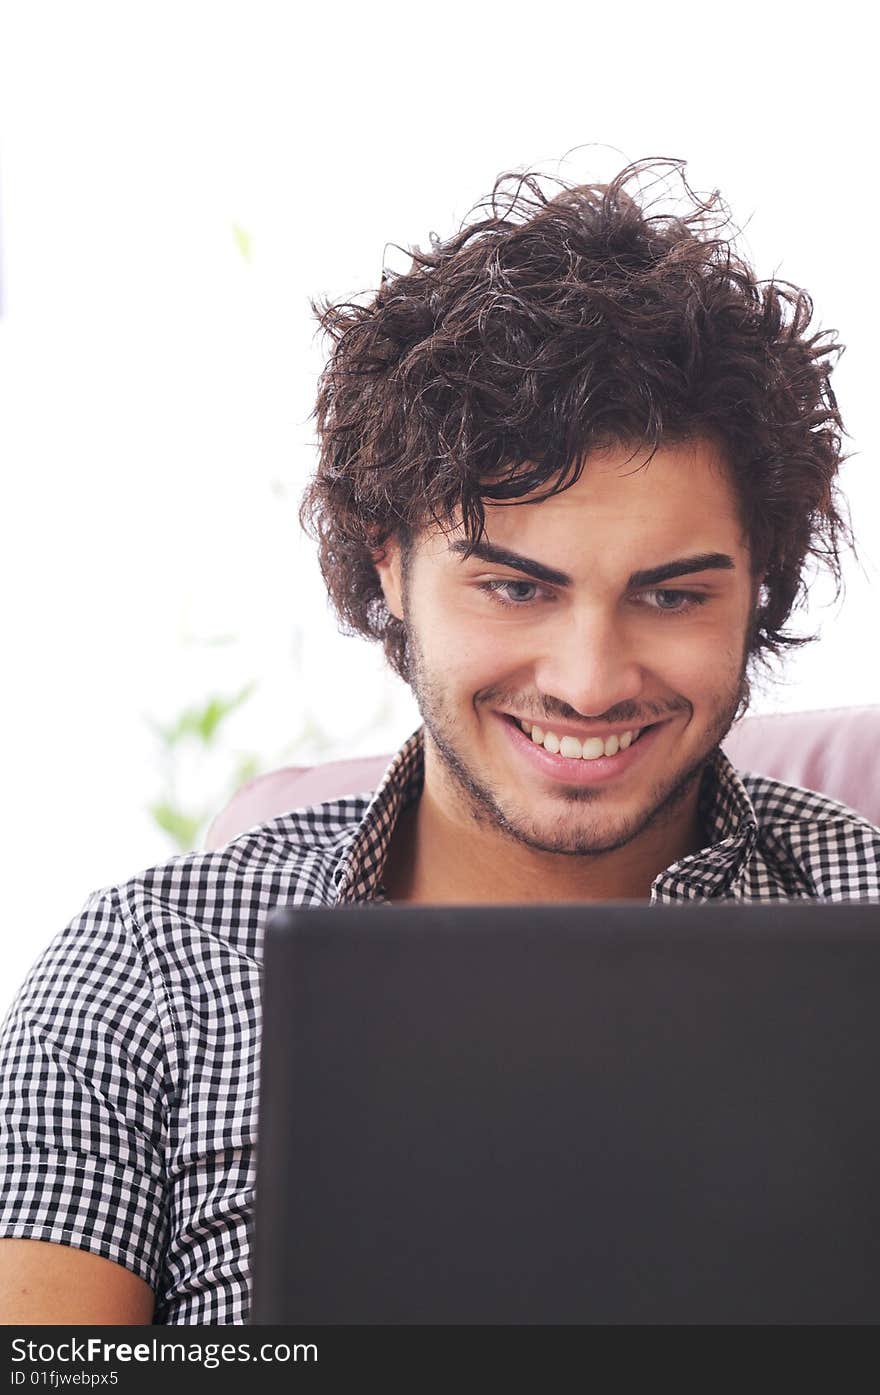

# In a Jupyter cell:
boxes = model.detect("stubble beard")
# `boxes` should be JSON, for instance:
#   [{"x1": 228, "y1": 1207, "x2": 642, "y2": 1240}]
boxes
[{"x1": 402, "y1": 615, "x2": 749, "y2": 858}]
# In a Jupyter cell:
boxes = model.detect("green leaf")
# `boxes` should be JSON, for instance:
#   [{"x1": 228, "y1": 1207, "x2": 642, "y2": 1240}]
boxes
[
  {"x1": 147, "y1": 682, "x2": 257, "y2": 750},
  {"x1": 195, "y1": 683, "x2": 257, "y2": 745},
  {"x1": 148, "y1": 801, "x2": 204, "y2": 852},
  {"x1": 232, "y1": 224, "x2": 252, "y2": 262},
  {"x1": 232, "y1": 753, "x2": 262, "y2": 788}
]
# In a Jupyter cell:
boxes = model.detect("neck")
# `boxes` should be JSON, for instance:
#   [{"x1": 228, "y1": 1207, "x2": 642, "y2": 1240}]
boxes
[{"x1": 381, "y1": 739, "x2": 707, "y2": 905}]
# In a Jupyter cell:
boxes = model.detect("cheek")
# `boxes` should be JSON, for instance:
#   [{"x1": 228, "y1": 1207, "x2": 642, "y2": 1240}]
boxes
[
  {"x1": 421, "y1": 586, "x2": 524, "y2": 673},
  {"x1": 686, "y1": 646, "x2": 745, "y2": 701},
  {"x1": 643, "y1": 624, "x2": 742, "y2": 691},
  {"x1": 455, "y1": 633, "x2": 523, "y2": 684}
]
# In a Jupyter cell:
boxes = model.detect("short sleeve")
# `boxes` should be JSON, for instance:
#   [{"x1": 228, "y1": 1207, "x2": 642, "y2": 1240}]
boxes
[{"x1": 0, "y1": 888, "x2": 172, "y2": 1291}]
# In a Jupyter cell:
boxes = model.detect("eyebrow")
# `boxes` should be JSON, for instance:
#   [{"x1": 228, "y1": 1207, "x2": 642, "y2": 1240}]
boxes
[{"x1": 449, "y1": 541, "x2": 737, "y2": 590}]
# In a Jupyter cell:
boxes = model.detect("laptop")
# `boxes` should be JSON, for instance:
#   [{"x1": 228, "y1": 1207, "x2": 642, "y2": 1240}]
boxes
[{"x1": 251, "y1": 901, "x2": 880, "y2": 1324}]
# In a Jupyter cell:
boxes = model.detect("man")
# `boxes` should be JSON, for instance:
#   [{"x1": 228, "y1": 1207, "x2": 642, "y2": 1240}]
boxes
[{"x1": 1, "y1": 157, "x2": 878, "y2": 1325}]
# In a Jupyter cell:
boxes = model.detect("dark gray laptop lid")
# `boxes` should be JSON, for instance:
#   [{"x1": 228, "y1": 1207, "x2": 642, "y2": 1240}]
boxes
[{"x1": 252, "y1": 901, "x2": 880, "y2": 1324}]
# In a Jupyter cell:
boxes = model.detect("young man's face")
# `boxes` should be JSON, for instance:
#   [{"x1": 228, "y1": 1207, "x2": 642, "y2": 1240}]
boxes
[{"x1": 375, "y1": 438, "x2": 760, "y2": 858}]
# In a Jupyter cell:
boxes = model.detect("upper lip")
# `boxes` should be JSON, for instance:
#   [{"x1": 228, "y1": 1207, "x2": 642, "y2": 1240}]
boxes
[{"x1": 503, "y1": 712, "x2": 659, "y2": 741}]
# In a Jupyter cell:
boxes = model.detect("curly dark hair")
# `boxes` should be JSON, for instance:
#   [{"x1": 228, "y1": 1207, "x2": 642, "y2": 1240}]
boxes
[{"x1": 299, "y1": 156, "x2": 853, "y2": 696}]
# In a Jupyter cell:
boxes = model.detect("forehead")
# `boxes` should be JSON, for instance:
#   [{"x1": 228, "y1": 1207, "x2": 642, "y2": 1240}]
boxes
[{"x1": 423, "y1": 437, "x2": 748, "y2": 565}]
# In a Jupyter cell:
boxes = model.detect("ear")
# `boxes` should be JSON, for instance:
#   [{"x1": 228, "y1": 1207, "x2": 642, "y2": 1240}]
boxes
[
  {"x1": 752, "y1": 571, "x2": 767, "y2": 609},
  {"x1": 372, "y1": 537, "x2": 405, "y2": 621}
]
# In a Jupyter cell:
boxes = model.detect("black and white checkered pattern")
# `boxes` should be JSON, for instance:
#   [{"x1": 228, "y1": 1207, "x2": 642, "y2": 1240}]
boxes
[{"x1": 2, "y1": 724, "x2": 879, "y2": 1324}]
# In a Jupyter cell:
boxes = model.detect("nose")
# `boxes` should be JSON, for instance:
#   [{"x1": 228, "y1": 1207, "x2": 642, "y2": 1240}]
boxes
[{"x1": 531, "y1": 605, "x2": 646, "y2": 721}]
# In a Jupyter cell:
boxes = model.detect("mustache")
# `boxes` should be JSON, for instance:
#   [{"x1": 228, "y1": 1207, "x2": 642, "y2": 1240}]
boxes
[{"x1": 483, "y1": 692, "x2": 692, "y2": 728}]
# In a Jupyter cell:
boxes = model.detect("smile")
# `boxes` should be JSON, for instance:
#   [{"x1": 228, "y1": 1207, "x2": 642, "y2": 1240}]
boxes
[
  {"x1": 515, "y1": 719, "x2": 644, "y2": 761},
  {"x1": 497, "y1": 712, "x2": 666, "y2": 787}
]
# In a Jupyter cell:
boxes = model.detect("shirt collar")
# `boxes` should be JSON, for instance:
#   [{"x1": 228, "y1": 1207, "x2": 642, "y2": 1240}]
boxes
[
  {"x1": 650, "y1": 746, "x2": 759, "y2": 900},
  {"x1": 332, "y1": 726, "x2": 759, "y2": 904},
  {"x1": 332, "y1": 727, "x2": 425, "y2": 904}
]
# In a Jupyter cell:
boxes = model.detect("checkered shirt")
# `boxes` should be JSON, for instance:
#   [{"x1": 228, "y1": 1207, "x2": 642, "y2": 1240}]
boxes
[{"x1": 2, "y1": 725, "x2": 879, "y2": 1324}]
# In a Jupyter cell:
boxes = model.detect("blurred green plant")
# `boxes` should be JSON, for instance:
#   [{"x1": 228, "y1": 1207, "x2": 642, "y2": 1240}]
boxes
[
  {"x1": 147, "y1": 681, "x2": 262, "y2": 852},
  {"x1": 231, "y1": 223, "x2": 252, "y2": 262},
  {"x1": 146, "y1": 660, "x2": 397, "y2": 854}
]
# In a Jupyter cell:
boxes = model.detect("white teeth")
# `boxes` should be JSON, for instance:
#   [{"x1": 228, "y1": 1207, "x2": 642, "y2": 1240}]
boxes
[{"x1": 520, "y1": 721, "x2": 642, "y2": 760}]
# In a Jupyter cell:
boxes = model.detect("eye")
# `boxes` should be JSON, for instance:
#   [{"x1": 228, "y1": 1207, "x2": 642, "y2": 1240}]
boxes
[
  {"x1": 640, "y1": 587, "x2": 707, "y2": 614},
  {"x1": 477, "y1": 579, "x2": 548, "y2": 607}
]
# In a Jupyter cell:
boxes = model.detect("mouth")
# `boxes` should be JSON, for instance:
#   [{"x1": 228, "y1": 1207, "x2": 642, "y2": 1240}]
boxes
[
  {"x1": 496, "y1": 711, "x2": 667, "y2": 786},
  {"x1": 503, "y1": 712, "x2": 657, "y2": 755}
]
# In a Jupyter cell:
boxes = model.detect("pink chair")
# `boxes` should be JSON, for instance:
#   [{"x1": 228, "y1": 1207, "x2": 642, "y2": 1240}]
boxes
[{"x1": 205, "y1": 705, "x2": 880, "y2": 849}]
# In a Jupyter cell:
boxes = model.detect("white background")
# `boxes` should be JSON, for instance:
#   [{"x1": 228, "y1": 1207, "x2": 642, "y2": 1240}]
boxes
[{"x1": 1, "y1": 0, "x2": 877, "y2": 1006}]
